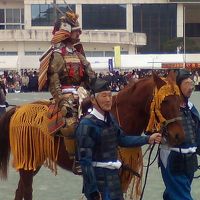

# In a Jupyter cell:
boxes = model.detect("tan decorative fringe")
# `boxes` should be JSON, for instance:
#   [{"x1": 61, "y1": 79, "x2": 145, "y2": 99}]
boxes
[
  {"x1": 146, "y1": 81, "x2": 180, "y2": 132},
  {"x1": 119, "y1": 147, "x2": 143, "y2": 200},
  {"x1": 10, "y1": 103, "x2": 59, "y2": 174}
]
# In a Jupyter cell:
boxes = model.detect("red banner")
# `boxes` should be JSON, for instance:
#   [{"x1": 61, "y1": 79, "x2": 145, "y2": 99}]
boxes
[{"x1": 162, "y1": 63, "x2": 200, "y2": 69}]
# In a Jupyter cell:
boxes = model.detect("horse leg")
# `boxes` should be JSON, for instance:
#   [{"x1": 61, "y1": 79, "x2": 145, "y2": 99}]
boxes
[
  {"x1": 14, "y1": 167, "x2": 41, "y2": 200},
  {"x1": 17, "y1": 169, "x2": 34, "y2": 200},
  {"x1": 14, "y1": 173, "x2": 24, "y2": 200}
]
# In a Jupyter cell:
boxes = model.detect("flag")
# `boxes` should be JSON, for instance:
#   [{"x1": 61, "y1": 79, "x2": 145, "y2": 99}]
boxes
[
  {"x1": 114, "y1": 46, "x2": 121, "y2": 68},
  {"x1": 108, "y1": 58, "x2": 113, "y2": 72}
]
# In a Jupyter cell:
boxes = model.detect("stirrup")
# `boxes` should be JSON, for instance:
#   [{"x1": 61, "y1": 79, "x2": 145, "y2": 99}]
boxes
[{"x1": 72, "y1": 160, "x2": 82, "y2": 175}]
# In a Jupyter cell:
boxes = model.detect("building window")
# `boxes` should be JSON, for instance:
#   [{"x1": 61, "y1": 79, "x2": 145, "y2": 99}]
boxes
[
  {"x1": 0, "y1": 52, "x2": 18, "y2": 56},
  {"x1": 0, "y1": 9, "x2": 4, "y2": 23},
  {"x1": 85, "y1": 51, "x2": 127, "y2": 57},
  {"x1": 121, "y1": 51, "x2": 128, "y2": 55},
  {"x1": 186, "y1": 23, "x2": 200, "y2": 37},
  {"x1": 85, "y1": 51, "x2": 105, "y2": 57},
  {"x1": 133, "y1": 4, "x2": 177, "y2": 53},
  {"x1": 6, "y1": 52, "x2": 18, "y2": 55},
  {"x1": 105, "y1": 51, "x2": 114, "y2": 57},
  {"x1": 6, "y1": 9, "x2": 20, "y2": 23},
  {"x1": 85, "y1": 51, "x2": 92, "y2": 57},
  {"x1": 31, "y1": 4, "x2": 75, "y2": 26},
  {"x1": 31, "y1": 4, "x2": 53, "y2": 26},
  {"x1": 93, "y1": 51, "x2": 104, "y2": 57},
  {"x1": 25, "y1": 51, "x2": 44, "y2": 55},
  {"x1": 82, "y1": 4, "x2": 126, "y2": 30},
  {"x1": 0, "y1": 25, "x2": 5, "y2": 29},
  {"x1": 0, "y1": 8, "x2": 24, "y2": 30}
]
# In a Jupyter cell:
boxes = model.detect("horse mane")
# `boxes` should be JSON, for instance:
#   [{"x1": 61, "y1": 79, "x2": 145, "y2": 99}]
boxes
[
  {"x1": 113, "y1": 77, "x2": 153, "y2": 111},
  {"x1": 120, "y1": 77, "x2": 151, "y2": 95}
]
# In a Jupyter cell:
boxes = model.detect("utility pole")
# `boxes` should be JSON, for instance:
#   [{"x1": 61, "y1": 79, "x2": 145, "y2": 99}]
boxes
[
  {"x1": 183, "y1": 5, "x2": 186, "y2": 68},
  {"x1": 53, "y1": 0, "x2": 57, "y2": 23},
  {"x1": 52, "y1": 0, "x2": 65, "y2": 22}
]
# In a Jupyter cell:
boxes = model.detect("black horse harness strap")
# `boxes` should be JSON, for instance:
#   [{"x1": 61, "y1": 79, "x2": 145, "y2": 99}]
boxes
[
  {"x1": 160, "y1": 116, "x2": 182, "y2": 138},
  {"x1": 121, "y1": 163, "x2": 141, "y2": 178}
]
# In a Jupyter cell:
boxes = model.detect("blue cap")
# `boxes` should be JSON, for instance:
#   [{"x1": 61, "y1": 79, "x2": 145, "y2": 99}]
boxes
[
  {"x1": 90, "y1": 78, "x2": 110, "y2": 94},
  {"x1": 176, "y1": 69, "x2": 192, "y2": 85}
]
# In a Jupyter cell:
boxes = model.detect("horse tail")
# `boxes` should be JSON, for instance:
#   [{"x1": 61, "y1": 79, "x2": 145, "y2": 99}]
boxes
[{"x1": 0, "y1": 107, "x2": 16, "y2": 180}]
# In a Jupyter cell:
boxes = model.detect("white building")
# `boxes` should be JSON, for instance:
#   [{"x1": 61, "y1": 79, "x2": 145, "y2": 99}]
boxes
[{"x1": 0, "y1": 0, "x2": 200, "y2": 70}]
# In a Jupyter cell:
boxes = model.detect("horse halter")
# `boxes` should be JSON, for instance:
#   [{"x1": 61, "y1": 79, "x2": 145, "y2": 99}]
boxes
[{"x1": 146, "y1": 81, "x2": 182, "y2": 135}]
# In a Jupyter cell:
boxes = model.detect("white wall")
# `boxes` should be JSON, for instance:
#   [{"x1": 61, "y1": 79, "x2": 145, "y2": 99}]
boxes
[
  {"x1": 1, "y1": 53, "x2": 200, "y2": 71},
  {"x1": 89, "y1": 54, "x2": 200, "y2": 70}
]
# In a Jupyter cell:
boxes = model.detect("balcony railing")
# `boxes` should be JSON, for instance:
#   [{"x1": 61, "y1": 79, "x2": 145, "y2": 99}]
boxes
[{"x1": 0, "y1": 29, "x2": 146, "y2": 45}]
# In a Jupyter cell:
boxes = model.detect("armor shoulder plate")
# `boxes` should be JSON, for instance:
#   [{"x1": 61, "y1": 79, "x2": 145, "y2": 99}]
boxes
[{"x1": 49, "y1": 52, "x2": 65, "y2": 74}]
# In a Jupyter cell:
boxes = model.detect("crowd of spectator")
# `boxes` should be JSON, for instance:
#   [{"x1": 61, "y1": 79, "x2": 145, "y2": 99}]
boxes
[
  {"x1": 106, "y1": 69, "x2": 164, "y2": 91},
  {"x1": 0, "y1": 69, "x2": 200, "y2": 93},
  {"x1": 0, "y1": 70, "x2": 38, "y2": 93},
  {"x1": 97, "y1": 69, "x2": 200, "y2": 92}
]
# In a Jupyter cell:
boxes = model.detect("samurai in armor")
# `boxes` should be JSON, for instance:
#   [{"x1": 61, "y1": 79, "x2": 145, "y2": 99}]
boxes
[
  {"x1": 159, "y1": 69, "x2": 200, "y2": 200},
  {"x1": 46, "y1": 10, "x2": 95, "y2": 159},
  {"x1": 75, "y1": 78, "x2": 161, "y2": 200}
]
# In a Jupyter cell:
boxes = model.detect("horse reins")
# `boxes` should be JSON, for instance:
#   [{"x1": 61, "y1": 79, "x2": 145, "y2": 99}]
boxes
[
  {"x1": 115, "y1": 94, "x2": 121, "y2": 127},
  {"x1": 140, "y1": 116, "x2": 182, "y2": 200},
  {"x1": 115, "y1": 82, "x2": 183, "y2": 200},
  {"x1": 140, "y1": 83, "x2": 182, "y2": 200}
]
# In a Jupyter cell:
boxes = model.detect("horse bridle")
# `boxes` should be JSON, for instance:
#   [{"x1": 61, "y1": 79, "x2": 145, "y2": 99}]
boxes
[
  {"x1": 146, "y1": 81, "x2": 181, "y2": 137},
  {"x1": 115, "y1": 83, "x2": 182, "y2": 137},
  {"x1": 160, "y1": 116, "x2": 182, "y2": 138}
]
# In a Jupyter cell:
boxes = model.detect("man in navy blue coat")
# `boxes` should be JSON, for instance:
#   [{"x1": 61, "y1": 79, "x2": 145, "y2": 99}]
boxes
[
  {"x1": 76, "y1": 78, "x2": 161, "y2": 200},
  {"x1": 159, "y1": 69, "x2": 200, "y2": 200}
]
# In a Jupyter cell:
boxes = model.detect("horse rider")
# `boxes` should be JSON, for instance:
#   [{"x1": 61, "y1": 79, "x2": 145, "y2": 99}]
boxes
[
  {"x1": 75, "y1": 78, "x2": 162, "y2": 200},
  {"x1": 45, "y1": 11, "x2": 96, "y2": 159},
  {"x1": 159, "y1": 69, "x2": 200, "y2": 200}
]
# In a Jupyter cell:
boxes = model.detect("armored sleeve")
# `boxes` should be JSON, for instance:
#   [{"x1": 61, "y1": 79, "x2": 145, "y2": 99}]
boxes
[
  {"x1": 48, "y1": 52, "x2": 65, "y2": 102},
  {"x1": 110, "y1": 114, "x2": 149, "y2": 147},
  {"x1": 118, "y1": 133, "x2": 149, "y2": 147},
  {"x1": 196, "y1": 122, "x2": 200, "y2": 155},
  {"x1": 75, "y1": 120, "x2": 99, "y2": 195},
  {"x1": 78, "y1": 53, "x2": 96, "y2": 82}
]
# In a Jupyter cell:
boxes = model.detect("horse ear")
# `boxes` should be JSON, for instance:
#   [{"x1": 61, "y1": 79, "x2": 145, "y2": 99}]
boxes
[
  {"x1": 152, "y1": 72, "x2": 165, "y2": 89},
  {"x1": 166, "y1": 70, "x2": 176, "y2": 83}
]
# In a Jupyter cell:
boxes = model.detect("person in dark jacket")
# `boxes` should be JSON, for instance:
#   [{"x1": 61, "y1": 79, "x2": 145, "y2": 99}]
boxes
[
  {"x1": 75, "y1": 78, "x2": 161, "y2": 200},
  {"x1": 0, "y1": 79, "x2": 7, "y2": 116},
  {"x1": 159, "y1": 69, "x2": 200, "y2": 200}
]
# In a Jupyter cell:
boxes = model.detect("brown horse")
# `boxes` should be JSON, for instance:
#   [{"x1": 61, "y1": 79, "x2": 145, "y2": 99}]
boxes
[{"x1": 0, "y1": 72, "x2": 184, "y2": 200}]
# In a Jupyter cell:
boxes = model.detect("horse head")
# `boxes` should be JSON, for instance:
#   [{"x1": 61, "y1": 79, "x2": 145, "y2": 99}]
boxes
[{"x1": 148, "y1": 71, "x2": 185, "y2": 146}]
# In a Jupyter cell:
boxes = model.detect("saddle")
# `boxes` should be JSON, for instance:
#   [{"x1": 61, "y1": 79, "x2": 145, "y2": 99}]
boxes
[{"x1": 47, "y1": 103, "x2": 65, "y2": 135}]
